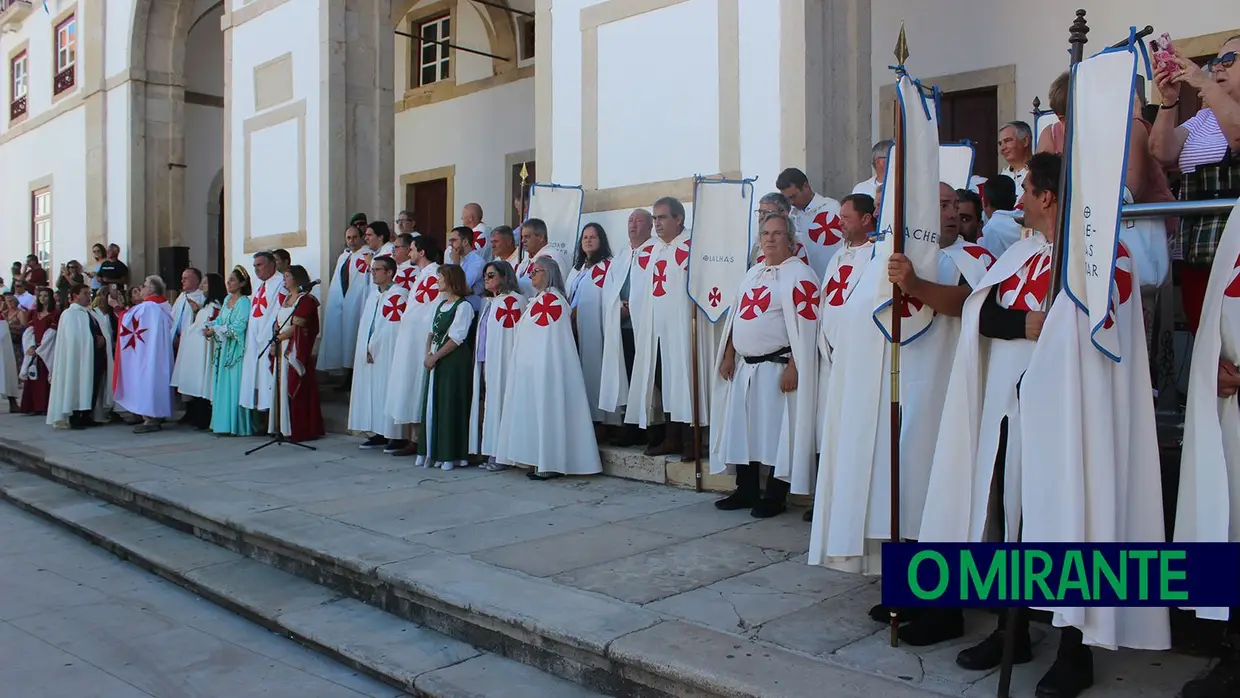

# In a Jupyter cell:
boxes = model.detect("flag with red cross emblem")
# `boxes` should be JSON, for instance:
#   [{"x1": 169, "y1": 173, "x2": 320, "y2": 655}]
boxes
[{"x1": 686, "y1": 178, "x2": 755, "y2": 323}]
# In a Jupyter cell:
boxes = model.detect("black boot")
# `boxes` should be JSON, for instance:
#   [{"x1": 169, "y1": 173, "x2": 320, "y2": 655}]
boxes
[
  {"x1": 716, "y1": 463, "x2": 760, "y2": 510},
  {"x1": 956, "y1": 609, "x2": 1033, "y2": 670},
  {"x1": 750, "y1": 469, "x2": 788, "y2": 518},
  {"x1": 1035, "y1": 627, "x2": 1093, "y2": 698},
  {"x1": 899, "y1": 607, "x2": 965, "y2": 646},
  {"x1": 1181, "y1": 621, "x2": 1240, "y2": 698}
]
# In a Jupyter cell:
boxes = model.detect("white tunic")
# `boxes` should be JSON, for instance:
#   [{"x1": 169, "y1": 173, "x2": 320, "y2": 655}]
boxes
[
  {"x1": 387, "y1": 263, "x2": 442, "y2": 424},
  {"x1": 320, "y1": 248, "x2": 370, "y2": 372},
  {"x1": 567, "y1": 259, "x2": 619, "y2": 424},
  {"x1": 112, "y1": 300, "x2": 175, "y2": 419},
  {"x1": 597, "y1": 240, "x2": 652, "y2": 414},
  {"x1": 792, "y1": 193, "x2": 844, "y2": 279},
  {"x1": 468, "y1": 292, "x2": 525, "y2": 458},
  {"x1": 472, "y1": 224, "x2": 492, "y2": 262},
  {"x1": 45, "y1": 304, "x2": 99, "y2": 427},
  {"x1": 348, "y1": 283, "x2": 409, "y2": 438},
  {"x1": 170, "y1": 289, "x2": 205, "y2": 344},
  {"x1": 239, "y1": 275, "x2": 286, "y2": 410},
  {"x1": 170, "y1": 300, "x2": 220, "y2": 400},
  {"x1": 495, "y1": 288, "x2": 603, "y2": 476}
]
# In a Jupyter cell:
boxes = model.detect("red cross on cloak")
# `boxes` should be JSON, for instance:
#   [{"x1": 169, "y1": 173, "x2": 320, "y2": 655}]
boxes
[
  {"x1": 998, "y1": 251, "x2": 1052, "y2": 312},
  {"x1": 473, "y1": 229, "x2": 487, "y2": 250},
  {"x1": 1102, "y1": 246, "x2": 1134, "y2": 330},
  {"x1": 651, "y1": 261, "x2": 669, "y2": 298},
  {"x1": 415, "y1": 276, "x2": 440, "y2": 304},
  {"x1": 394, "y1": 266, "x2": 416, "y2": 290},
  {"x1": 355, "y1": 255, "x2": 370, "y2": 274},
  {"x1": 824, "y1": 265, "x2": 852, "y2": 307},
  {"x1": 495, "y1": 295, "x2": 521, "y2": 328},
  {"x1": 792, "y1": 280, "x2": 819, "y2": 321},
  {"x1": 1225, "y1": 253, "x2": 1240, "y2": 298},
  {"x1": 900, "y1": 295, "x2": 926, "y2": 318},
  {"x1": 675, "y1": 240, "x2": 691, "y2": 269},
  {"x1": 382, "y1": 294, "x2": 407, "y2": 322},
  {"x1": 252, "y1": 288, "x2": 269, "y2": 317},
  {"x1": 530, "y1": 293, "x2": 563, "y2": 327},
  {"x1": 807, "y1": 211, "x2": 843, "y2": 246},
  {"x1": 965, "y1": 244, "x2": 997, "y2": 268},
  {"x1": 738, "y1": 285, "x2": 771, "y2": 320},
  {"x1": 591, "y1": 260, "x2": 610, "y2": 288},
  {"x1": 119, "y1": 313, "x2": 147, "y2": 351},
  {"x1": 637, "y1": 244, "x2": 654, "y2": 271}
]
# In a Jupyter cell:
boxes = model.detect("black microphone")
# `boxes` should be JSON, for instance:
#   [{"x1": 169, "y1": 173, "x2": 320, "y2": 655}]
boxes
[{"x1": 301, "y1": 279, "x2": 322, "y2": 293}]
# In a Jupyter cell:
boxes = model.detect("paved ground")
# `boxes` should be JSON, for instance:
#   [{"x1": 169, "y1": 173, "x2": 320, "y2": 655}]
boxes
[
  {"x1": 0, "y1": 499, "x2": 406, "y2": 698},
  {"x1": 0, "y1": 413, "x2": 1217, "y2": 697}
]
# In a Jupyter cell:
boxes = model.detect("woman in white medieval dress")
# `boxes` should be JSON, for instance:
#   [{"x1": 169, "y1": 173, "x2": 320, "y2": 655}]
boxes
[
  {"x1": 170, "y1": 273, "x2": 224, "y2": 430},
  {"x1": 496, "y1": 257, "x2": 602, "y2": 481},
  {"x1": 468, "y1": 261, "x2": 524, "y2": 471},
  {"x1": 566, "y1": 223, "x2": 620, "y2": 438}
]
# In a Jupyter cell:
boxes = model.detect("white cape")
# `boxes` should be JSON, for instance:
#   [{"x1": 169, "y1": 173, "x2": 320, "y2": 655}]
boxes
[
  {"x1": 495, "y1": 288, "x2": 602, "y2": 475},
  {"x1": 321, "y1": 249, "x2": 368, "y2": 371},
  {"x1": 46, "y1": 304, "x2": 102, "y2": 427},
  {"x1": 239, "y1": 275, "x2": 286, "y2": 410},
  {"x1": 568, "y1": 259, "x2": 620, "y2": 424},
  {"x1": 469, "y1": 292, "x2": 525, "y2": 457},
  {"x1": 170, "y1": 301, "x2": 220, "y2": 399},
  {"x1": 0, "y1": 318, "x2": 20, "y2": 398},
  {"x1": 348, "y1": 284, "x2": 409, "y2": 438},
  {"x1": 597, "y1": 240, "x2": 651, "y2": 414},
  {"x1": 113, "y1": 299, "x2": 175, "y2": 419},
  {"x1": 387, "y1": 263, "x2": 441, "y2": 424}
]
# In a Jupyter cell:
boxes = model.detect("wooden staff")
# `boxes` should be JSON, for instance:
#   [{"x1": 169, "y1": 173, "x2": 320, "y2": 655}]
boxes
[
  {"x1": 691, "y1": 308, "x2": 703, "y2": 492},
  {"x1": 888, "y1": 22, "x2": 909, "y2": 649}
]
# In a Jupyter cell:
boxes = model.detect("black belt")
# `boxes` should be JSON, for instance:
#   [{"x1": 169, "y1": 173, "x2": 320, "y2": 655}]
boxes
[{"x1": 742, "y1": 347, "x2": 791, "y2": 365}]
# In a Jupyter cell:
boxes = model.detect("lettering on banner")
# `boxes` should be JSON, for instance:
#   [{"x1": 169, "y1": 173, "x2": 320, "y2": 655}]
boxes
[
  {"x1": 702, "y1": 255, "x2": 736, "y2": 264},
  {"x1": 1082, "y1": 206, "x2": 1099, "y2": 278},
  {"x1": 908, "y1": 227, "x2": 940, "y2": 245}
]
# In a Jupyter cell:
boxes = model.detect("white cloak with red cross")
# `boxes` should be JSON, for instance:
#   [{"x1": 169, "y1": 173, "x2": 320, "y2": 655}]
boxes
[
  {"x1": 239, "y1": 274, "x2": 287, "y2": 410},
  {"x1": 808, "y1": 243, "x2": 976, "y2": 576},
  {"x1": 1177, "y1": 200, "x2": 1240, "y2": 622},
  {"x1": 321, "y1": 248, "x2": 371, "y2": 372},
  {"x1": 625, "y1": 230, "x2": 715, "y2": 428},
  {"x1": 348, "y1": 283, "x2": 409, "y2": 438},
  {"x1": 469, "y1": 291, "x2": 526, "y2": 458},
  {"x1": 515, "y1": 246, "x2": 570, "y2": 297},
  {"x1": 387, "y1": 263, "x2": 441, "y2": 425},
  {"x1": 472, "y1": 223, "x2": 492, "y2": 262},
  {"x1": 792, "y1": 193, "x2": 844, "y2": 279},
  {"x1": 598, "y1": 239, "x2": 653, "y2": 415},
  {"x1": 1020, "y1": 245, "x2": 1169, "y2": 651},
  {"x1": 919, "y1": 234, "x2": 1050, "y2": 546},
  {"x1": 750, "y1": 241, "x2": 810, "y2": 270},
  {"x1": 112, "y1": 297, "x2": 175, "y2": 419},
  {"x1": 708, "y1": 257, "x2": 819, "y2": 481},
  {"x1": 495, "y1": 288, "x2": 602, "y2": 476},
  {"x1": 568, "y1": 259, "x2": 620, "y2": 425},
  {"x1": 393, "y1": 260, "x2": 417, "y2": 292},
  {"x1": 796, "y1": 239, "x2": 873, "y2": 496}
]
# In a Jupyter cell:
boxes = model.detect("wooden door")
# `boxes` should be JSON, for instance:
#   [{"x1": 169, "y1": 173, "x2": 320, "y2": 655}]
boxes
[
  {"x1": 406, "y1": 178, "x2": 449, "y2": 254},
  {"x1": 937, "y1": 86, "x2": 1000, "y2": 178}
]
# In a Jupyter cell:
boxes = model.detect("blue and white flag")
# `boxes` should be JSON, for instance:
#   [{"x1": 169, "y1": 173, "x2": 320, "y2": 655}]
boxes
[{"x1": 939, "y1": 142, "x2": 976, "y2": 192}]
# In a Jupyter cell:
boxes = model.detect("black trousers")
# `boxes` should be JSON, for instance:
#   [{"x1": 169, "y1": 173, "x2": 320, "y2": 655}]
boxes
[{"x1": 735, "y1": 462, "x2": 789, "y2": 502}]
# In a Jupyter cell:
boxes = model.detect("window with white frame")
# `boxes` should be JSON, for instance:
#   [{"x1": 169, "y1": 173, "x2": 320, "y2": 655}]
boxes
[
  {"x1": 31, "y1": 188, "x2": 51, "y2": 269},
  {"x1": 416, "y1": 15, "x2": 451, "y2": 87},
  {"x1": 11, "y1": 52, "x2": 27, "y2": 100},
  {"x1": 55, "y1": 15, "x2": 76, "y2": 73}
]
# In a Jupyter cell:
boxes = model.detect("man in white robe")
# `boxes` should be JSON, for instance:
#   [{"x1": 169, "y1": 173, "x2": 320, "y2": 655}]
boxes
[
  {"x1": 46, "y1": 283, "x2": 110, "y2": 429},
  {"x1": 391, "y1": 233, "x2": 417, "y2": 292},
  {"x1": 710, "y1": 212, "x2": 818, "y2": 518},
  {"x1": 170, "y1": 267, "x2": 205, "y2": 352},
  {"x1": 598, "y1": 209, "x2": 654, "y2": 447},
  {"x1": 488, "y1": 226, "x2": 522, "y2": 269},
  {"x1": 796, "y1": 193, "x2": 878, "y2": 524},
  {"x1": 809, "y1": 182, "x2": 984, "y2": 646},
  {"x1": 362, "y1": 223, "x2": 396, "y2": 288},
  {"x1": 1017, "y1": 151, "x2": 1170, "y2": 695},
  {"x1": 462, "y1": 203, "x2": 492, "y2": 262},
  {"x1": 387, "y1": 236, "x2": 444, "y2": 456},
  {"x1": 239, "y1": 251, "x2": 286, "y2": 432},
  {"x1": 349, "y1": 256, "x2": 409, "y2": 450},
  {"x1": 515, "y1": 218, "x2": 570, "y2": 296},
  {"x1": 1176, "y1": 199, "x2": 1240, "y2": 698},
  {"x1": 111, "y1": 275, "x2": 175, "y2": 434},
  {"x1": 748, "y1": 193, "x2": 810, "y2": 268},
  {"x1": 625, "y1": 197, "x2": 715, "y2": 460},
  {"x1": 776, "y1": 167, "x2": 843, "y2": 279},
  {"x1": 320, "y1": 224, "x2": 367, "y2": 379}
]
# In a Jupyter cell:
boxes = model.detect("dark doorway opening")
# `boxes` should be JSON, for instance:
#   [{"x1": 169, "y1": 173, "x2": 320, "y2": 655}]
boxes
[
  {"x1": 937, "y1": 86, "x2": 1000, "y2": 179},
  {"x1": 406, "y1": 178, "x2": 449, "y2": 252}
]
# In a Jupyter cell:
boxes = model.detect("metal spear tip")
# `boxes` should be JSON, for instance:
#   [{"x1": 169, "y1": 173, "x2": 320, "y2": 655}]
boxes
[
  {"x1": 1033, "y1": 95, "x2": 1041, "y2": 110},
  {"x1": 894, "y1": 21, "x2": 909, "y2": 65},
  {"x1": 520, "y1": 162, "x2": 528, "y2": 181}
]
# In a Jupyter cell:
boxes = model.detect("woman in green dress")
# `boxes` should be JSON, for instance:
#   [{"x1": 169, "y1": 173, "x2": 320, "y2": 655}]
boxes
[
  {"x1": 206, "y1": 266, "x2": 254, "y2": 436},
  {"x1": 416, "y1": 264, "x2": 475, "y2": 470}
]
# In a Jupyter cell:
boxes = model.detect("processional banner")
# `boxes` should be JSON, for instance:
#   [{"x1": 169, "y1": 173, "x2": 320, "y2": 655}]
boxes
[
  {"x1": 527, "y1": 184, "x2": 584, "y2": 262},
  {"x1": 1063, "y1": 43, "x2": 1137, "y2": 361},
  {"x1": 873, "y1": 74, "x2": 942, "y2": 344},
  {"x1": 939, "y1": 142, "x2": 976, "y2": 192},
  {"x1": 687, "y1": 177, "x2": 755, "y2": 323}
]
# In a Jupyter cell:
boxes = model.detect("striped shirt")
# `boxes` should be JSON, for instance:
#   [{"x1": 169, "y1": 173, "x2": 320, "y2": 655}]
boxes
[{"x1": 1179, "y1": 108, "x2": 1229, "y2": 173}]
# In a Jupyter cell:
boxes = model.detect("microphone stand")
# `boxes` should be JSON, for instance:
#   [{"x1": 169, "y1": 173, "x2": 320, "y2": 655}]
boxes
[{"x1": 247, "y1": 286, "x2": 318, "y2": 455}]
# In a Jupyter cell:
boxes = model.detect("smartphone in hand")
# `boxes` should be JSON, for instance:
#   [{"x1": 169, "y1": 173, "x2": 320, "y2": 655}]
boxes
[{"x1": 1152, "y1": 33, "x2": 1178, "y2": 75}]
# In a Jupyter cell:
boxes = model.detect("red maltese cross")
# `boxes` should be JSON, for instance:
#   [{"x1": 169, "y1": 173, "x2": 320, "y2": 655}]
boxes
[
  {"x1": 1103, "y1": 245, "x2": 1134, "y2": 330},
  {"x1": 495, "y1": 295, "x2": 522, "y2": 328},
  {"x1": 792, "y1": 280, "x2": 819, "y2": 321},
  {"x1": 807, "y1": 211, "x2": 843, "y2": 246},
  {"x1": 395, "y1": 267, "x2": 416, "y2": 290},
  {"x1": 675, "y1": 240, "x2": 691, "y2": 269},
  {"x1": 415, "y1": 276, "x2": 440, "y2": 304},
  {"x1": 900, "y1": 295, "x2": 926, "y2": 318},
  {"x1": 355, "y1": 255, "x2": 370, "y2": 274},
  {"x1": 998, "y1": 251, "x2": 1052, "y2": 312},
  {"x1": 1226, "y1": 253, "x2": 1240, "y2": 299},
  {"x1": 382, "y1": 295, "x2": 407, "y2": 322},
  {"x1": 277, "y1": 290, "x2": 288, "y2": 306},
  {"x1": 738, "y1": 285, "x2": 771, "y2": 320},
  {"x1": 965, "y1": 244, "x2": 997, "y2": 269},
  {"x1": 473, "y1": 229, "x2": 487, "y2": 250},
  {"x1": 637, "y1": 244, "x2": 654, "y2": 271},
  {"x1": 708, "y1": 287, "x2": 722, "y2": 307},
  {"x1": 119, "y1": 314, "x2": 147, "y2": 351},
  {"x1": 530, "y1": 293, "x2": 563, "y2": 327},
  {"x1": 251, "y1": 290, "x2": 268, "y2": 317},
  {"x1": 825, "y1": 265, "x2": 853, "y2": 307},
  {"x1": 651, "y1": 261, "x2": 669, "y2": 298},
  {"x1": 591, "y1": 260, "x2": 610, "y2": 288}
]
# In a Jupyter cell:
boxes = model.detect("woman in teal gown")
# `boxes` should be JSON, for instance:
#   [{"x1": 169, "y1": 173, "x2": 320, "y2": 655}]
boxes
[{"x1": 207, "y1": 266, "x2": 254, "y2": 436}]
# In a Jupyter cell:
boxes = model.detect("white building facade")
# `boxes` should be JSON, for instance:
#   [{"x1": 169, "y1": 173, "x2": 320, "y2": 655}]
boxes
[{"x1": 0, "y1": 0, "x2": 1237, "y2": 291}]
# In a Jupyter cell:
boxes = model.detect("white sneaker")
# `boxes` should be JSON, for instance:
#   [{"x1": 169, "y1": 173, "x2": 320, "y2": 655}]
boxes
[
  {"x1": 415, "y1": 455, "x2": 426, "y2": 468},
  {"x1": 441, "y1": 461, "x2": 454, "y2": 471}
]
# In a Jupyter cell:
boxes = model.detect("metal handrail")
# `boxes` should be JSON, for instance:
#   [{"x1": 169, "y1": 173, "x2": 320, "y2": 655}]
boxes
[{"x1": 1120, "y1": 199, "x2": 1238, "y2": 219}]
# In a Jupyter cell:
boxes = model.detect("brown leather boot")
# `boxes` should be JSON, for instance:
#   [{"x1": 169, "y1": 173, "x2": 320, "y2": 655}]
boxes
[{"x1": 644, "y1": 421, "x2": 682, "y2": 456}]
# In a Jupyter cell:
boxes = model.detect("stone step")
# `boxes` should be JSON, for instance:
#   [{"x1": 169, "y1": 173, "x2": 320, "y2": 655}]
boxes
[
  {"x1": 0, "y1": 466, "x2": 607, "y2": 698},
  {"x1": 0, "y1": 436, "x2": 939, "y2": 698}
]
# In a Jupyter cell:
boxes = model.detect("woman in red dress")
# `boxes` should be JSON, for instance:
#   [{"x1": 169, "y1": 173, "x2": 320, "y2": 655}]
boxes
[
  {"x1": 268, "y1": 265, "x2": 325, "y2": 442},
  {"x1": 19, "y1": 287, "x2": 58, "y2": 415}
]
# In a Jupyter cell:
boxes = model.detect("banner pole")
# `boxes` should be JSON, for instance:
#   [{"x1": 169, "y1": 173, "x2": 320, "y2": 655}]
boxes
[
  {"x1": 690, "y1": 309, "x2": 703, "y2": 492},
  {"x1": 888, "y1": 22, "x2": 909, "y2": 649}
]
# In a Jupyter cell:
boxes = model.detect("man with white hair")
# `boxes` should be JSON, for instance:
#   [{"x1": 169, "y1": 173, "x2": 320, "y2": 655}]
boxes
[
  {"x1": 998, "y1": 121, "x2": 1033, "y2": 193},
  {"x1": 462, "y1": 203, "x2": 492, "y2": 262},
  {"x1": 749, "y1": 193, "x2": 809, "y2": 267},
  {"x1": 599, "y1": 208, "x2": 655, "y2": 446},
  {"x1": 515, "y1": 218, "x2": 569, "y2": 296},
  {"x1": 852, "y1": 140, "x2": 893, "y2": 199},
  {"x1": 110, "y1": 275, "x2": 175, "y2": 434}
]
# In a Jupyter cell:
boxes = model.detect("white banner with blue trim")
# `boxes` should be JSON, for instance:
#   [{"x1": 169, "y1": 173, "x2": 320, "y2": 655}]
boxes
[
  {"x1": 939, "y1": 142, "x2": 975, "y2": 192},
  {"x1": 527, "y1": 184, "x2": 584, "y2": 262},
  {"x1": 873, "y1": 74, "x2": 941, "y2": 344},
  {"x1": 1064, "y1": 44, "x2": 1138, "y2": 361},
  {"x1": 687, "y1": 177, "x2": 755, "y2": 323}
]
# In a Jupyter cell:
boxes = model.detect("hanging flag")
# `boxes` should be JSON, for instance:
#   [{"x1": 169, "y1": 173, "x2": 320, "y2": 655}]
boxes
[{"x1": 686, "y1": 177, "x2": 754, "y2": 323}]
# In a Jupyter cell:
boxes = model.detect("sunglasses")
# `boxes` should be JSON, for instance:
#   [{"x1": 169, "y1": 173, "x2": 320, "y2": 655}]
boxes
[
  {"x1": 484, "y1": 272, "x2": 498, "y2": 279},
  {"x1": 1207, "y1": 52, "x2": 1237, "y2": 72}
]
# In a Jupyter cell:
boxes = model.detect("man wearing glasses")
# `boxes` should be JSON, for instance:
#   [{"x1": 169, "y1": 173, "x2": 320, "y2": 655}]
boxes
[
  {"x1": 396, "y1": 210, "x2": 420, "y2": 238},
  {"x1": 749, "y1": 193, "x2": 809, "y2": 267},
  {"x1": 391, "y1": 233, "x2": 417, "y2": 291}
]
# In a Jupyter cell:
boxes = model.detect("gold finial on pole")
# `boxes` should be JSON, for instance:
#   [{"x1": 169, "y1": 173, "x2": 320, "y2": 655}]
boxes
[
  {"x1": 520, "y1": 162, "x2": 529, "y2": 184},
  {"x1": 894, "y1": 21, "x2": 909, "y2": 66}
]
